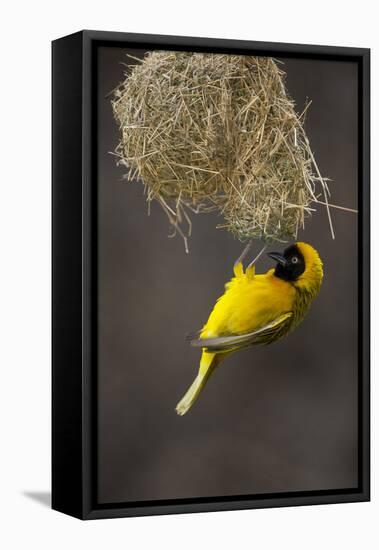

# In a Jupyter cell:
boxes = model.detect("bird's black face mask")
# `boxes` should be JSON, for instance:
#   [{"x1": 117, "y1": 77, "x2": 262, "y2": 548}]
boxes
[{"x1": 267, "y1": 245, "x2": 306, "y2": 282}]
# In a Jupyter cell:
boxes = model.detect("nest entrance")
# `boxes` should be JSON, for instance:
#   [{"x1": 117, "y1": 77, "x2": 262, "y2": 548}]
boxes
[{"x1": 112, "y1": 52, "x2": 332, "y2": 250}]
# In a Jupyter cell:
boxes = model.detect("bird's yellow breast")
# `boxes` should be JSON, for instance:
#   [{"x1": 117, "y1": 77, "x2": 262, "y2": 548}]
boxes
[{"x1": 201, "y1": 268, "x2": 296, "y2": 338}]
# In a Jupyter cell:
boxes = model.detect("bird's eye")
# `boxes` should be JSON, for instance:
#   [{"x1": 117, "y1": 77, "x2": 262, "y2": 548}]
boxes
[{"x1": 292, "y1": 257, "x2": 299, "y2": 264}]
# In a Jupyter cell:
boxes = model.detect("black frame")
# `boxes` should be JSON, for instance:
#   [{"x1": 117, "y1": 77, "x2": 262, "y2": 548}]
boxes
[{"x1": 52, "y1": 30, "x2": 370, "y2": 520}]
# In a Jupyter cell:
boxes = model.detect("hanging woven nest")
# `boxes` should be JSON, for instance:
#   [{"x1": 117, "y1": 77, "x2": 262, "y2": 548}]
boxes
[{"x1": 112, "y1": 51, "x2": 331, "y2": 251}]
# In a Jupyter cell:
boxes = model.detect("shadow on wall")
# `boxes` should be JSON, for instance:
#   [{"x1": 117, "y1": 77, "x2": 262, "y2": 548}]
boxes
[{"x1": 22, "y1": 491, "x2": 51, "y2": 508}]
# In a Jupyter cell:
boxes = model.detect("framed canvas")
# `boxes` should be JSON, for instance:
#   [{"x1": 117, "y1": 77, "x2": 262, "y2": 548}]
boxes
[{"x1": 52, "y1": 30, "x2": 370, "y2": 520}]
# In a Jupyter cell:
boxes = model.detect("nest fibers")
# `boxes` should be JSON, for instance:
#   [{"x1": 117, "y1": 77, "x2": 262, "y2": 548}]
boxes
[{"x1": 112, "y1": 51, "x2": 333, "y2": 251}]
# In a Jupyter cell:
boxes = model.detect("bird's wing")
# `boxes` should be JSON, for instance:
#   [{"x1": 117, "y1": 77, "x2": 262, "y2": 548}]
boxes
[{"x1": 189, "y1": 312, "x2": 293, "y2": 351}]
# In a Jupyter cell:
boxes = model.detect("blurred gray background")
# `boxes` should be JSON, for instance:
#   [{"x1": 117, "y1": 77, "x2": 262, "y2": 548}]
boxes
[{"x1": 97, "y1": 47, "x2": 358, "y2": 504}]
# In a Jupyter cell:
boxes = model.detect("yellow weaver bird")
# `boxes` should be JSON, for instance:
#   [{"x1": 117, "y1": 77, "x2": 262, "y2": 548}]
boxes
[{"x1": 176, "y1": 241, "x2": 323, "y2": 416}]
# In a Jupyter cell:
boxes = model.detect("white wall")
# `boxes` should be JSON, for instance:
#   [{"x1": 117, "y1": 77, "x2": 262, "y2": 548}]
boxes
[{"x1": 0, "y1": 1, "x2": 376, "y2": 548}]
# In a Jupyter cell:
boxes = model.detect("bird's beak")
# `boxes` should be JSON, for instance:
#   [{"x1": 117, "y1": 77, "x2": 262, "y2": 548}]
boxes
[{"x1": 267, "y1": 252, "x2": 287, "y2": 266}]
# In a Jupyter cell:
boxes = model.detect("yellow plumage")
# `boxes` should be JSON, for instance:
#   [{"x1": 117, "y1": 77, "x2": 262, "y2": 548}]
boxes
[{"x1": 176, "y1": 242, "x2": 323, "y2": 415}]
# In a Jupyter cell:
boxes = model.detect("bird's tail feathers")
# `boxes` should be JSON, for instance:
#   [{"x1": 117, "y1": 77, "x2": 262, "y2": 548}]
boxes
[{"x1": 175, "y1": 353, "x2": 219, "y2": 416}]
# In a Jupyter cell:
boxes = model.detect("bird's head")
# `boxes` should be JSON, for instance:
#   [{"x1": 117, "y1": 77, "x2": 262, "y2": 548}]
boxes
[{"x1": 268, "y1": 242, "x2": 323, "y2": 293}]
